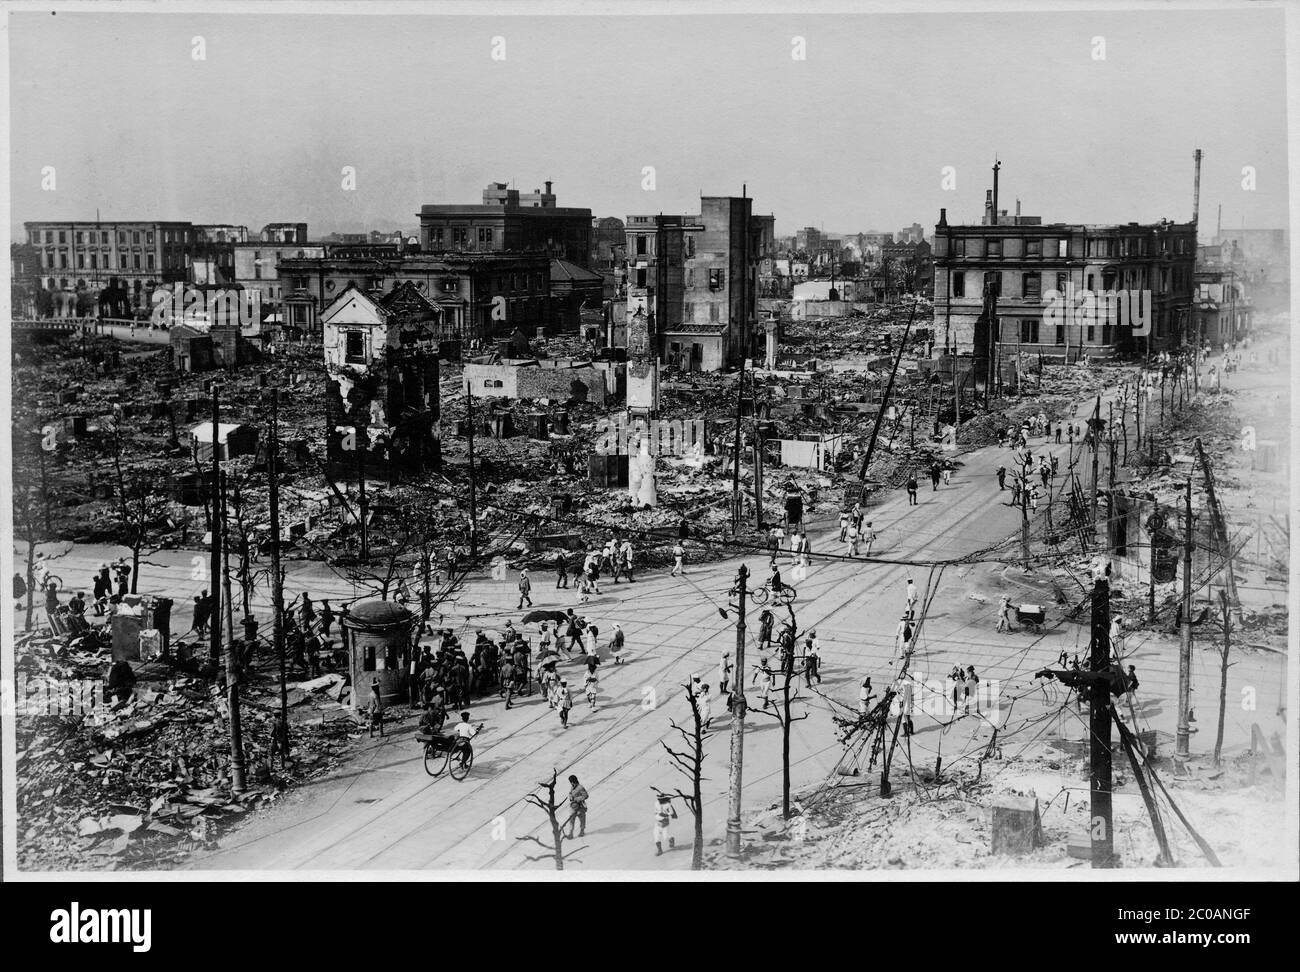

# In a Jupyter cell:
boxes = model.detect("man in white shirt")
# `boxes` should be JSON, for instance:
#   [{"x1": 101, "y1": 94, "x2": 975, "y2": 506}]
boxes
[
  {"x1": 653, "y1": 794, "x2": 678, "y2": 856},
  {"x1": 905, "y1": 578, "x2": 918, "y2": 617}
]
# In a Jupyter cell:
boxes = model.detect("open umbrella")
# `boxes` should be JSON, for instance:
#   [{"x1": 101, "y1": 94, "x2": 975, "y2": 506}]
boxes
[{"x1": 522, "y1": 609, "x2": 570, "y2": 625}]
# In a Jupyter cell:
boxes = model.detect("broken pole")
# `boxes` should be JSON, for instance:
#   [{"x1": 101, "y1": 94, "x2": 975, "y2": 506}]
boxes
[
  {"x1": 1089, "y1": 394, "x2": 1101, "y2": 525},
  {"x1": 857, "y1": 298, "x2": 917, "y2": 481},
  {"x1": 1089, "y1": 574, "x2": 1115, "y2": 868},
  {"x1": 725, "y1": 564, "x2": 749, "y2": 859},
  {"x1": 268, "y1": 388, "x2": 289, "y2": 767},
  {"x1": 1214, "y1": 590, "x2": 1230, "y2": 767},
  {"x1": 1115, "y1": 711, "x2": 1173, "y2": 866},
  {"x1": 1176, "y1": 478, "x2": 1193, "y2": 758},
  {"x1": 209, "y1": 384, "x2": 223, "y2": 664}
]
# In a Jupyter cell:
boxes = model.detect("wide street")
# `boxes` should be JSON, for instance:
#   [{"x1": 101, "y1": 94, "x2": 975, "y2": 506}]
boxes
[{"x1": 15, "y1": 347, "x2": 1284, "y2": 871}]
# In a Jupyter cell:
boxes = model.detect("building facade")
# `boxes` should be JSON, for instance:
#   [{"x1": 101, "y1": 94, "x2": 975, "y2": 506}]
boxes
[
  {"x1": 278, "y1": 252, "x2": 550, "y2": 341},
  {"x1": 23, "y1": 220, "x2": 211, "y2": 312},
  {"x1": 418, "y1": 181, "x2": 593, "y2": 268},
  {"x1": 931, "y1": 193, "x2": 1196, "y2": 372},
  {"x1": 624, "y1": 195, "x2": 767, "y2": 371}
]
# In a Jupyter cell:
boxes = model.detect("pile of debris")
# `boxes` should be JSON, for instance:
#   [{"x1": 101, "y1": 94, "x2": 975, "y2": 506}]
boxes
[{"x1": 14, "y1": 627, "x2": 360, "y2": 870}]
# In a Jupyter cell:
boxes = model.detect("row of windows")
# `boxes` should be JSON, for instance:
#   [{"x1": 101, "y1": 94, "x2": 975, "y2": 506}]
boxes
[
  {"x1": 951, "y1": 266, "x2": 1185, "y2": 299},
  {"x1": 951, "y1": 234, "x2": 1192, "y2": 259},
  {"x1": 30, "y1": 228, "x2": 202, "y2": 246},
  {"x1": 42, "y1": 251, "x2": 158, "y2": 270}
]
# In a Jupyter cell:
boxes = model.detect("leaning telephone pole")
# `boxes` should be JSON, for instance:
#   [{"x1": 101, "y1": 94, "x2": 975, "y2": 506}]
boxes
[
  {"x1": 1176, "y1": 478, "x2": 1194, "y2": 758},
  {"x1": 1089, "y1": 574, "x2": 1114, "y2": 868},
  {"x1": 725, "y1": 564, "x2": 750, "y2": 858}
]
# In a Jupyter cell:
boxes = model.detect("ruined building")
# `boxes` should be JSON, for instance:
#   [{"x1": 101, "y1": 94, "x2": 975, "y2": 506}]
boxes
[
  {"x1": 322, "y1": 282, "x2": 442, "y2": 479},
  {"x1": 932, "y1": 171, "x2": 1196, "y2": 382}
]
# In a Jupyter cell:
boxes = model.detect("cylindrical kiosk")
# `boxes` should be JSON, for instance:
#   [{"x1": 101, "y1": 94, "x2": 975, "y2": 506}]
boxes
[{"x1": 341, "y1": 600, "x2": 415, "y2": 710}]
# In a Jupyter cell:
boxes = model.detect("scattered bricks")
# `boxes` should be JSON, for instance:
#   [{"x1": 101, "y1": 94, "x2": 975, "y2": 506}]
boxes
[{"x1": 65, "y1": 416, "x2": 88, "y2": 436}]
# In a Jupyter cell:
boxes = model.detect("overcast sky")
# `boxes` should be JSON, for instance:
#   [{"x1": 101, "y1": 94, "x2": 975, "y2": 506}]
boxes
[{"x1": 7, "y1": 6, "x2": 1290, "y2": 239}]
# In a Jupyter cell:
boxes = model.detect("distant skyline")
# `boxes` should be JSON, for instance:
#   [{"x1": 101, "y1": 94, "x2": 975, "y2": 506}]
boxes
[{"x1": 7, "y1": 7, "x2": 1290, "y2": 241}]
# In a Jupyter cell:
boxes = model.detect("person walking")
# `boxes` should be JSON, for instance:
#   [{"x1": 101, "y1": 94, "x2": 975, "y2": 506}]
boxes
[
  {"x1": 1055, "y1": 424, "x2": 1062, "y2": 444},
  {"x1": 758, "y1": 608, "x2": 774, "y2": 649},
  {"x1": 803, "y1": 635, "x2": 821, "y2": 688},
  {"x1": 367, "y1": 678, "x2": 385, "y2": 738},
  {"x1": 930, "y1": 462, "x2": 942, "y2": 491},
  {"x1": 718, "y1": 650, "x2": 733, "y2": 696},
  {"x1": 517, "y1": 568, "x2": 533, "y2": 609},
  {"x1": 756, "y1": 657, "x2": 775, "y2": 709},
  {"x1": 858, "y1": 676, "x2": 875, "y2": 715},
  {"x1": 653, "y1": 794, "x2": 678, "y2": 856},
  {"x1": 966, "y1": 665, "x2": 981, "y2": 714},
  {"x1": 319, "y1": 599, "x2": 335, "y2": 639},
  {"x1": 617, "y1": 539, "x2": 635, "y2": 583},
  {"x1": 846, "y1": 520, "x2": 859, "y2": 557},
  {"x1": 555, "y1": 552, "x2": 569, "y2": 589},
  {"x1": 670, "y1": 542, "x2": 685, "y2": 577},
  {"x1": 698, "y1": 683, "x2": 714, "y2": 729},
  {"x1": 905, "y1": 577, "x2": 918, "y2": 616},
  {"x1": 906, "y1": 471, "x2": 919, "y2": 505},
  {"x1": 191, "y1": 592, "x2": 210, "y2": 639},
  {"x1": 838, "y1": 509, "x2": 850, "y2": 542},
  {"x1": 583, "y1": 670, "x2": 599, "y2": 710},
  {"x1": 557, "y1": 679, "x2": 574, "y2": 728},
  {"x1": 862, "y1": 521, "x2": 876, "y2": 557},
  {"x1": 610, "y1": 622, "x2": 627, "y2": 664},
  {"x1": 996, "y1": 593, "x2": 1013, "y2": 632},
  {"x1": 996, "y1": 465, "x2": 1007, "y2": 490},
  {"x1": 564, "y1": 775, "x2": 589, "y2": 838},
  {"x1": 895, "y1": 615, "x2": 913, "y2": 655},
  {"x1": 1125, "y1": 664, "x2": 1140, "y2": 705},
  {"x1": 942, "y1": 461, "x2": 952, "y2": 486}
]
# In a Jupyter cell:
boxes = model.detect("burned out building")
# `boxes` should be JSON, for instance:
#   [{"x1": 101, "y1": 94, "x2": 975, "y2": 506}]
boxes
[
  {"x1": 418, "y1": 181, "x2": 593, "y2": 269},
  {"x1": 322, "y1": 282, "x2": 442, "y2": 478},
  {"x1": 624, "y1": 194, "x2": 771, "y2": 372},
  {"x1": 279, "y1": 252, "x2": 550, "y2": 341},
  {"x1": 932, "y1": 171, "x2": 1197, "y2": 384}
]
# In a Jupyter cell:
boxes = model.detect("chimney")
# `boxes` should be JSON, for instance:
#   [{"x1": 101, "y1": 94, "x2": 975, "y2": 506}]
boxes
[
  {"x1": 1016, "y1": 198, "x2": 1021, "y2": 218},
  {"x1": 938, "y1": 208, "x2": 948, "y2": 228},
  {"x1": 991, "y1": 159, "x2": 1001, "y2": 227},
  {"x1": 1192, "y1": 149, "x2": 1202, "y2": 225},
  {"x1": 984, "y1": 190, "x2": 994, "y2": 225},
  {"x1": 545, "y1": 180, "x2": 553, "y2": 195}
]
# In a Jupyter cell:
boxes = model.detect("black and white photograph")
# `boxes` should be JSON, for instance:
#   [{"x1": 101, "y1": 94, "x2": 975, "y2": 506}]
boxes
[{"x1": 1, "y1": 0, "x2": 1296, "y2": 917}]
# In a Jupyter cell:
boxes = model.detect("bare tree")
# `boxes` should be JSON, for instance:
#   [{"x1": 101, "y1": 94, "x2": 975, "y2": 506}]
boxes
[
  {"x1": 517, "y1": 770, "x2": 587, "y2": 870},
  {"x1": 656, "y1": 681, "x2": 714, "y2": 869},
  {"x1": 750, "y1": 607, "x2": 809, "y2": 820}
]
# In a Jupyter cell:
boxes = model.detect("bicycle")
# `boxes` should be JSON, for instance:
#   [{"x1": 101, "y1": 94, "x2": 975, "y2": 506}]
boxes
[{"x1": 750, "y1": 582, "x2": 797, "y2": 607}]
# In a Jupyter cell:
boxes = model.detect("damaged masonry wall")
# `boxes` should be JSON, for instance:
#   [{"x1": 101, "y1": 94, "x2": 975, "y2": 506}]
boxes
[
  {"x1": 462, "y1": 361, "x2": 610, "y2": 406},
  {"x1": 323, "y1": 288, "x2": 441, "y2": 477}
]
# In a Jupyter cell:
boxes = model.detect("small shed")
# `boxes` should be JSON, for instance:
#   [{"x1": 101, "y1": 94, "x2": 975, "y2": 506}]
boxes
[
  {"x1": 340, "y1": 600, "x2": 415, "y2": 709},
  {"x1": 190, "y1": 422, "x2": 259, "y2": 462}
]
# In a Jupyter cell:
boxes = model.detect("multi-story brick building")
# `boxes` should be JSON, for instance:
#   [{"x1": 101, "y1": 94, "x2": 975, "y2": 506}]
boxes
[
  {"x1": 931, "y1": 190, "x2": 1196, "y2": 371},
  {"x1": 277, "y1": 252, "x2": 550, "y2": 341},
  {"x1": 625, "y1": 194, "x2": 769, "y2": 371},
  {"x1": 23, "y1": 220, "x2": 213, "y2": 312},
  {"x1": 418, "y1": 181, "x2": 593, "y2": 268}
]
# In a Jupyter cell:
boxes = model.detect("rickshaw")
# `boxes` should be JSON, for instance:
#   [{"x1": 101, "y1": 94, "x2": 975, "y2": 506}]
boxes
[
  {"x1": 1015, "y1": 603, "x2": 1047, "y2": 634},
  {"x1": 419, "y1": 729, "x2": 475, "y2": 780}
]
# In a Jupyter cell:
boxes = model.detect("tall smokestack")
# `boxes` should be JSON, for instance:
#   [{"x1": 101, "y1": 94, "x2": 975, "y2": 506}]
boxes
[
  {"x1": 984, "y1": 190, "x2": 994, "y2": 225},
  {"x1": 1192, "y1": 149, "x2": 1202, "y2": 226},
  {"x1": 545, "y1": 180, "x2": 552, "y2": 195},
  {"x1": 991, "y1": 159, "x2": 1001, "y2": 227}
]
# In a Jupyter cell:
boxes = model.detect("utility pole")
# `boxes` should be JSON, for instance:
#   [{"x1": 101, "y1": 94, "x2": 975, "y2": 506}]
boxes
[
  {"x1": 857, "y1": 298, "x2": 918, "y2": 481},
  {"x1": 220, "y1": 469, "x2": 246, "y2": 795},
  {"x1": 725, "y1": 565, "x2": 749, "y2": 859},
  {"x1": 730, "y1": 358, "x2": 746, "y2": 532},
  {"x1": 752, "y1": 404, "x2": 764, "y2": 529},
  {"x1": 1089, "y1": 574, "x2": 1114, "y2": 868},
  {"x1": 465, "y1": 388, "x2": 478, "y2": 561},
  {"x1": 356, "y1": 428, "x2": 369, "y2": 561},
  {"x1": 1020, "y1": 467, "x2": 1031, "y2": 560},
  {"x1": 1214, "y1": 589, "x2": 1230, "y2": 767},
  {"x1": 1089, "y1": 395, "x2": 1101, "y2": 526},
  {"x1": 209, "y1": 384, "x2": 223, "y2": 664},
  {"x1": 268, "y1": 388, "x2": 289, "y2": 767},
  {"x1": 1176, "y1": 478, "x2": 1194, "y2": 758}
]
